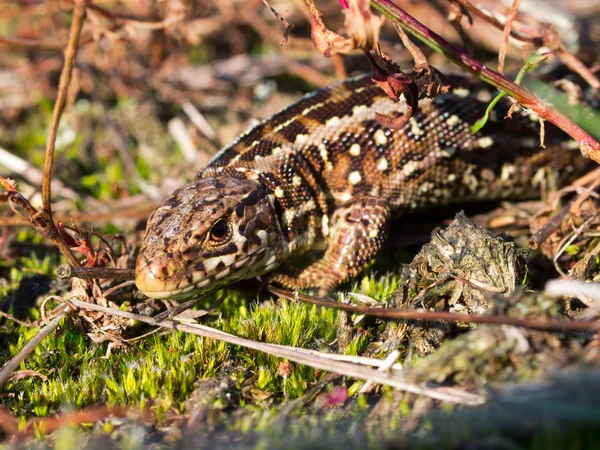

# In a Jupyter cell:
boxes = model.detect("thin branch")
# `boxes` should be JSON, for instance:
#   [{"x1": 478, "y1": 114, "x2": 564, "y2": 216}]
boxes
[
  {"x1": 573, "y1": 166, "x2": 600, "y2": 187},
  {"x1": 0, "y1": 311, "x2": 37, "y2": 328},
  {"x1": 41, "y1": 0, "x2": 87, "y2": 218},
  {"x1": 552, "y1": 213, "x2": 599, "y2": 277},
  {"x1": 570, "y1": 171, "x2": 600, "y2": 215},
  {"x1": 33, "y1": 1, "x2": 88, "y2": 267},
  {"x1": 529, "y1": 200, "x2": 573, "y2": 250},
  {"x1": 551, "y1": 35, "x2": 600, "y2": 91},
  {"x1": 55, "y1": 264, "x2": 135, "y2": 280},
  {"x1": 449, "y1": 0, "x2": 541, "y2": 44},
  {"x1": 103, "y1": 280, "x2": 136, "y2": 297},
  {"x1": 0, "y1": 34, "x2": 70, "y2": 51},
  {"x1": 0, "y1": 178, "x2": 80, "y2": 266},
  {"x1": 268, "y1": 286, "x2": 600, "y2": 333}
]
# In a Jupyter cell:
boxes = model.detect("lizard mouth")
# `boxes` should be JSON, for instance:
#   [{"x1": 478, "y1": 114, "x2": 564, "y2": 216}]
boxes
[{"x1": 135, "y1": 249, "x2": 271, "y2": 301}]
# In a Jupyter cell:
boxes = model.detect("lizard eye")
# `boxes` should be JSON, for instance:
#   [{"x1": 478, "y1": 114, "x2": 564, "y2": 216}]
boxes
[{"x1": 209, "y1": 219, "x2": 230, "y2": 242}]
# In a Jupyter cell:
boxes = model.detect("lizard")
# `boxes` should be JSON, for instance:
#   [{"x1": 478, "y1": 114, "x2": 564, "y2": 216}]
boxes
[{"x1": 134, "y1": 72, "x2": 589, "y2": 301}]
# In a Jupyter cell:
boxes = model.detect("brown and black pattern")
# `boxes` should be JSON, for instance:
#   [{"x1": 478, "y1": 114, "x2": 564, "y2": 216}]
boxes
[
  {"x1": 136, "y1": 176, "x2": 284, "y2": 300},
  {"x1": 136, "y1": 73, "x2": 590, "y2": 299}
]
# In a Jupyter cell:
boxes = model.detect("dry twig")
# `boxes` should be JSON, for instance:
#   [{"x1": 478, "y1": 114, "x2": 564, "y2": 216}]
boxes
[
  {"x1": 41, "y1": 0, "x2": 87, "y2": 221},
  {"x1": 448, "y1": 0, "x2": 541, "y2": 44},
  {"x1": 268, "y1": 286, "x2": 600, "y2": 333}
]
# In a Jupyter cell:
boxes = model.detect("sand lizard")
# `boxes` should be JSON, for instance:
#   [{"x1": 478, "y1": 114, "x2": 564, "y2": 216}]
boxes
[{"x1": 135, "y1": 73, "x2": 587, "y2": 300}]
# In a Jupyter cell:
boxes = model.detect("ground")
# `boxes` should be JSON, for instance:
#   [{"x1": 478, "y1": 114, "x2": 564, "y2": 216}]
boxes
[{"x1": 1, "y1": 0, "x2": 600, "y2": 448}]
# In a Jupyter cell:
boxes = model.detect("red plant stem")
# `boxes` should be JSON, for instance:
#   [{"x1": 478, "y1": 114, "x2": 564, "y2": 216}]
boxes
[{"x1": 370, "y1": 0, "x2": 600, "y2": 162}]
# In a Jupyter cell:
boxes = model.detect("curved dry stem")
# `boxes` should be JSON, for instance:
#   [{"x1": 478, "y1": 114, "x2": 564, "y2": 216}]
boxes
[
  {"x1": 38, "y1": 0, "x2": 88, "y2": 266},
  {"x1": 42, "y1": 1, "x2": 87, "y2": 218},
  {"x1": 268, "y1": 286, "x2": 600, "y2": 333}
]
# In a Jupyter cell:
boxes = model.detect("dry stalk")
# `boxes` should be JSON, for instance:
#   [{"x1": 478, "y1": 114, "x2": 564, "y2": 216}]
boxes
[
  {"x1": 67, "y1": 298, "x2": 483, "y2": 405},
  {"x1": 268, "y1": 286, "x2": 600, "y2": 333}
]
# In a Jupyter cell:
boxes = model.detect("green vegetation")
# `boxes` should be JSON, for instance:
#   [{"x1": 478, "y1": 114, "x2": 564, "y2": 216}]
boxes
[
  {"x1": 2, "y1": 2, "x2": 600, "y2": 446},
  {"x1": 2, "y1": 270, "x2": 402, "y2": 418}
]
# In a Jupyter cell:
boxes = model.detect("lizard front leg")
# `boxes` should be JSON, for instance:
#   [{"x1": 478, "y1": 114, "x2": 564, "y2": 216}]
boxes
[{"x1": 271, "y1": 197, "x2": 391, "y2": 296}]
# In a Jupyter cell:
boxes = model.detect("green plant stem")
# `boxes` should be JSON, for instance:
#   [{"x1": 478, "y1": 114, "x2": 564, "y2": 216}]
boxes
[{"x1": 370, "y1": 0, "x2": 600, "y2": 161}]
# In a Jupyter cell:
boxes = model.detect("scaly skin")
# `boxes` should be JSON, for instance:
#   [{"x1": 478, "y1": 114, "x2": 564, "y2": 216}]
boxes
[{"x1": 135, "y1": 74, "x2": 587, "y2": 300}]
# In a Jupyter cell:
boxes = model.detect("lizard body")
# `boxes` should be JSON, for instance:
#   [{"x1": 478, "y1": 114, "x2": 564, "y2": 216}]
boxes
[{"x1": 135, "y1": 74, "x2": 586, "y2": 300}]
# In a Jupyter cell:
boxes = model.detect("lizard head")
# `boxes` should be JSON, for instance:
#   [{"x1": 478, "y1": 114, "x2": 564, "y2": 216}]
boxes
[{"x1": 135, "y1": 176, "x2": 284, "y2": 300}]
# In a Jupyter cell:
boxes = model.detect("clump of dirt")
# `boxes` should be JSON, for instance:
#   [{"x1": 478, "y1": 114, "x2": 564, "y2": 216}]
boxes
[{"x1": 389, "y1": 212, "x2": 526, "y2": 354}]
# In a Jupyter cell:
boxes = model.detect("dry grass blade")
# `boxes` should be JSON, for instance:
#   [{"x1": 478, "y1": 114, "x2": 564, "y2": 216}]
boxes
[
  {"x1": 545, "y1": 280, "x2": 600, "y2": 308},
  {"x1": 359, "y1": 349, "x2": 401, "y2": 393},
  {"x1": 67, "y1": 298, "x2": 483, "y2": 405},
  {"x1": 0, "y1": 305, "x2": 71, "y2": 388}
]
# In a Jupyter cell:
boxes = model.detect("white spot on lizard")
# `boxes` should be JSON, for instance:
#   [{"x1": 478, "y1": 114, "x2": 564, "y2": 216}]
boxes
[{"x1": 348, "y1": 171, "x2": 362, "y2": 185}]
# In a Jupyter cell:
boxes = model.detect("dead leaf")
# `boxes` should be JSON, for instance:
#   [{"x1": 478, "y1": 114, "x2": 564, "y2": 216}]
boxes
[
  {"x1": 306, "y1": 0, "x2": 383, "y2": 57},
  {"x1": 7, "y1": 370, "x2": 49, "y2": 382},
  {"x1": 343, "y1": 0, "x2": 385, "y2": 51},
  {"x1": 307, "y1": 0, "x2": 354, "y2": 57}
]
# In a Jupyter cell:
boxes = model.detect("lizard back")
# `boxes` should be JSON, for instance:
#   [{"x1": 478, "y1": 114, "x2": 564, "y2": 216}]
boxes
[
  {"x1": 136, "y1": 73, "x2": 588, "y2": 300},
  {"x1": 201, "y1": 74, "x2": 584, "y2": 252}
]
